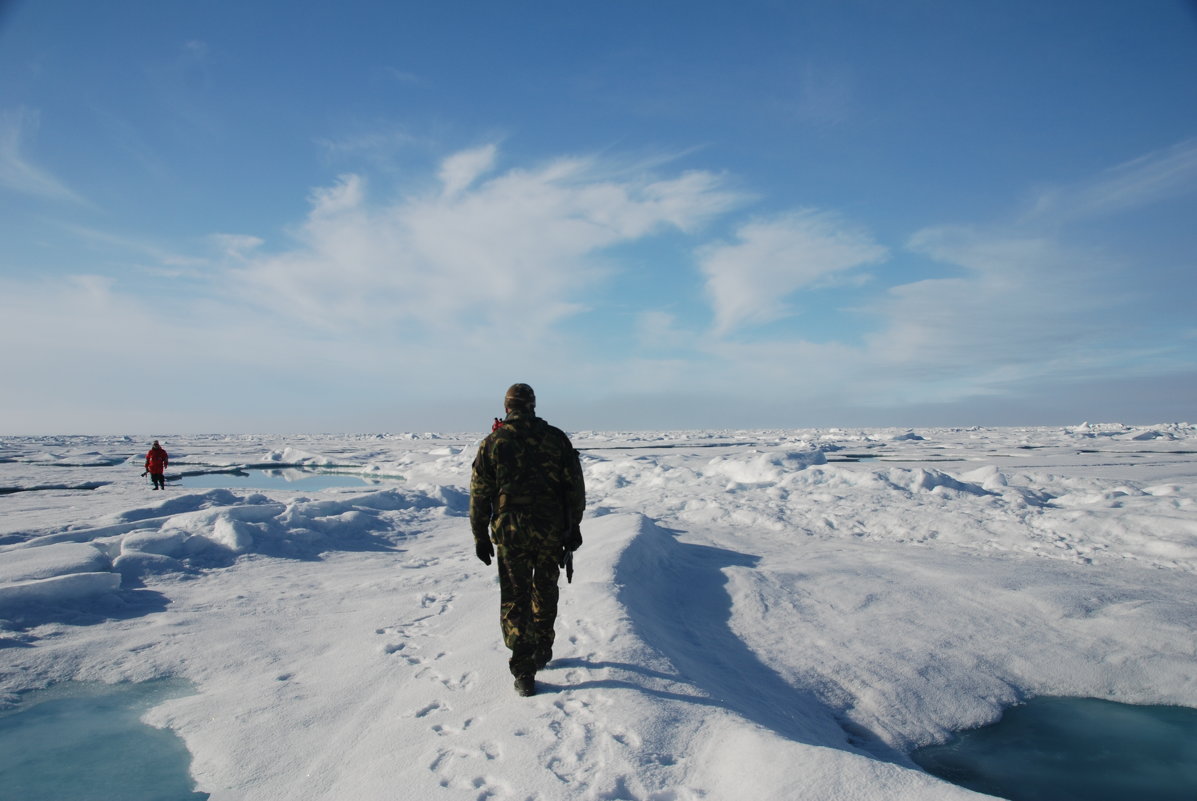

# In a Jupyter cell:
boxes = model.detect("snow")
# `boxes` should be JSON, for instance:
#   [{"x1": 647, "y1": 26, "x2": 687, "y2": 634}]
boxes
[{"x1": 1, "y1": 424, "x2": 1195, "y2": 799}]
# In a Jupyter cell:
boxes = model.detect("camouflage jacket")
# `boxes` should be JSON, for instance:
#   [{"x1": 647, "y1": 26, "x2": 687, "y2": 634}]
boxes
[{"x1": 469, "y1": 411, "x2": 585, "y2": 547}]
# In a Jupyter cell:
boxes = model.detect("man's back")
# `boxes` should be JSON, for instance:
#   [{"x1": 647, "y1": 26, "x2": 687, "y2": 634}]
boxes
[
  {"x1": 472, "y1": 411, "x2": 583, "y2": 544},
  {"x1": 468, "y1": 383, "x2": 586, "y2": 695}
]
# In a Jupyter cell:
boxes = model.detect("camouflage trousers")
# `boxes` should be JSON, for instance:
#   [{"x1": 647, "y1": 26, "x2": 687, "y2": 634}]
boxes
[{"x1": 496, "y1": 539, "x2": 561, "y2": 677}]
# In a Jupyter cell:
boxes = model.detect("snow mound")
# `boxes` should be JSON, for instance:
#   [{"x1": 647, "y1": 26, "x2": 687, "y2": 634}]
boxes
[
  {"x1": 0, "y1": 571, "x2": 122, "y2": 608},
  {"x1": 882, "y1": 468, "x2": 994, "y2": 497},
  {"x1": 0, "y1": 542, "x2": 109, "y2": 583},
  {"x1": 265, "y1": 447, "x2": 337, "y2": 466},
  {"x1": 1131, "y1": 429, "x2": 1176, "y2": 441},
  {"x1": 0, "y1": 487, "x2": 450, "y2": 619},
  {"x1": 706, "y1": 449, "x2": 826, "y2": 485},
  {"x1": 0, "y1": 542, "x2": 121, "y2": 612}
]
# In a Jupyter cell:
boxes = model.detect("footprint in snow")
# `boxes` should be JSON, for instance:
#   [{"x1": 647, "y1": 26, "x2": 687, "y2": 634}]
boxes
[{"x1": 414, "y1": 700, "x2": 448, "y2": 718}]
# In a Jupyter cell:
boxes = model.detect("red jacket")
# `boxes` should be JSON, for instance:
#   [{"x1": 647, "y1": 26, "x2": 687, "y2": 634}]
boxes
[{"x1": 145, "y1": 446, "x2": 168, "y2": 473}]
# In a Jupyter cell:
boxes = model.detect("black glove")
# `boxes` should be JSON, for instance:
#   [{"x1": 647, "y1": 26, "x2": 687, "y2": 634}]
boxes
[
  {"x1": 475, "y1": 538, "x2": 494, "y2": 566},
  {"x1": 563, "y1": 523, "x2": 582, "y2": 552}
]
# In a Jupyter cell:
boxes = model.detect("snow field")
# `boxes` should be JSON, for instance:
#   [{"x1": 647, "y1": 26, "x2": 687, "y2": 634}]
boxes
[{"x1": 0, "y1": 425, "x2": 1194, "y2": 799}]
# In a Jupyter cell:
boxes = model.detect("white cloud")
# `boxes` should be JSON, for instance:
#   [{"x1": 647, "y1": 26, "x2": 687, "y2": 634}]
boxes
[
  {"x1": 209, "y1": 233, "x2": 264, "y2": 260},
  {"x1": 229, "y1": 147, "x2": 743, "y2": 342},
  {"x1": 699, "y1": 210, "x2": 888, "y2": 336},
  {"x1": 0, "y1": 270, "x2": 400, "y2": 432},
  {"x1": 1024, "y1": 137, "x2": 1197, "y2": 224},
  {"x1": 0, "y1": 107, "x2": 86, "y2": 204},
  {"x1": 56, "y1": 224, "x2": 211, "y2": 279},
  {"x1": 705, "y1": 337, "x2": 866, "y2": 391},
  {"x1": 8, "y1": 135, "x2": 1187, "y2": 432},
  {"x1": 635, "y1": 310, "x2": 693, "y2": 351},
  {"x1": 439, "y1": 144, "x2": 497, "y2": 197},
  {"x1": 0, "y1": 275, "x2": 163, "y2": 383},
  {"x1": 851, "y1": 225, "x2": 1134, "y2": 403},
  {"x1": 863, "y1": 140, "x2": 1197, "y2": 403},
  {"x1": 685, "y1": 139, "x2": 1197, "y2": 408},
  {"x1": 682, "y1": 218, "x2": 1171, "y2": 410}
]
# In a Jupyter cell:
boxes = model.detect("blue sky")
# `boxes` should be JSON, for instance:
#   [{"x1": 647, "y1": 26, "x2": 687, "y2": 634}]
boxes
[{"x1": 2, "y1": 1, "x2": 1195, "y2": 434}]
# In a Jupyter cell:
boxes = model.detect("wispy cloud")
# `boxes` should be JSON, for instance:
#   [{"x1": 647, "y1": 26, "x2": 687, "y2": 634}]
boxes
[
  {"x1": 209, "y1": 233, "x2": 264, "y2": 260},
  {"x1": 698, "y1": 210, "x2": 887, "y2": 336},
  {"x1": 382, "y1": 67, "x2": 422, "y2": 85},
  {"x1": 635, "y1": 310, "x2": 697, "y2": 352},
  {"x1": 59, "y1": 223, "x2": 208, "y2": 274},
  {"x1": 868, "y1": 139, "x2": 1197, "y2": 400},
  {"x1": 439, "y1": 144, "x2": 497, "y2": 198},
  {"x1": 686, "y1": 141, "x2": 1196, "y2": 407},
  {"x1": 0, "y1": 107, "x2": 87, "y2": 204},
  {"x1": 1024, "y1": 137, "x2": 1197, "y2": 224},
  {"x1": 228, "y1": 146, "x2": 745, "y2": 344},
  {"x1": 0, "y1": 269, "x2": 369, "y2": 431},
  {"x1": 850, "y1": 225, "x2": 1140, "y2": 404},
  {"x1": 6, "y1": 135, "x2": 1189, "y2": 430},
  {"x1": 316, "y1": 129, "x2": 425, "y2": 162}
]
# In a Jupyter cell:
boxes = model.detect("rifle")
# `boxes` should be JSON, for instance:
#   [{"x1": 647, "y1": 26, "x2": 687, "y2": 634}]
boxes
[{"x1": 561, "y1": 521, "x2": 582, "y2": 583}]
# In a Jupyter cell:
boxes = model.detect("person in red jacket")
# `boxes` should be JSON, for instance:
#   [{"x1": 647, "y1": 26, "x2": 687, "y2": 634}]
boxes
[{"x1": 144, "y1": 440, "x2": 169, "y2": 490}]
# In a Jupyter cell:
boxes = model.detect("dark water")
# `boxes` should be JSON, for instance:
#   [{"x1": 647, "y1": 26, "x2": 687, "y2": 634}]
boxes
[
  {"x1": 176, "y1": 468, "x2": 394, "y2": 491},
  {"x1": 912, "y1": 696, "x2": 1197, "y2": 801},
  {"x1": 0, "y1": 680, "x2": 208, "y2": 800}
]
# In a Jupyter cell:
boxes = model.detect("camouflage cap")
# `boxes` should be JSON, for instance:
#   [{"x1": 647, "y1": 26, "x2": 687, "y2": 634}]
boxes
[{"x1": 504, "y1": 383, "x2": 536, "y2": 411}]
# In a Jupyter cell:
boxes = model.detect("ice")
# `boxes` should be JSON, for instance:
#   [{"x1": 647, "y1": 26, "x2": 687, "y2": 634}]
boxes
[
  {"x1": 0, "y1": 425, "x2": 1194, "y2": 799},
  {"x1": 912, "y1": 697, "x2": 1197, "y2": 801},
  {"x1": 0, "y1": 542, "x2": 109, "y2": 583},
  {"x1": 175, "y1": 468, "x2": 393, "y2": 492},
  {"x1": 0, "y1": 680, "x2": 206, "y2": 801}
]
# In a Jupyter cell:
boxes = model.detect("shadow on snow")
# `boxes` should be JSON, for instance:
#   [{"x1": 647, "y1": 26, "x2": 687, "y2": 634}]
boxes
[{"x1": 608, "y1": 514, "x2": 904, "y2": 764}]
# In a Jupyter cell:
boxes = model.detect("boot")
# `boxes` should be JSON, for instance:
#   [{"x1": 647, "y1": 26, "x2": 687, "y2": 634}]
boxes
[{"x1": 513, "y1": 674, "x2": 536, "y2": 697}]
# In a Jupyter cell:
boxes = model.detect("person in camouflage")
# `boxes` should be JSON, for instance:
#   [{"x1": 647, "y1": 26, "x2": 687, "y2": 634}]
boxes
[{"x1": 470, "y1": 383, "x2": 586, "y2": 697}]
